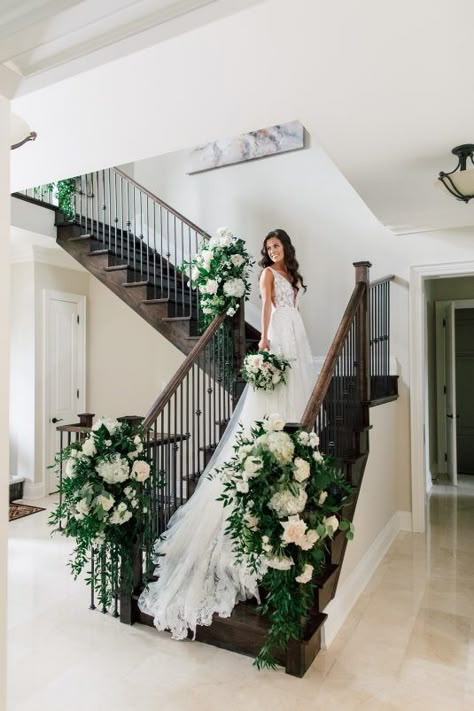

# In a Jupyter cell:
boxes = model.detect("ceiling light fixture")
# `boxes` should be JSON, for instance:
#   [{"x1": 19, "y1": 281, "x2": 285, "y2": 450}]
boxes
[
  {"x1": 438, "y1": 144, "x2": 474, "y2": 203},
  {"x1": 10, "y1": 113, "x2": 37, "y2": 151}
]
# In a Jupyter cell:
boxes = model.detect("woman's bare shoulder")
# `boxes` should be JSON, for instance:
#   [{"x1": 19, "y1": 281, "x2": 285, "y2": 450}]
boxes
[{"x1": 260, "y1": 266, "x2": 274, "y2": 282}]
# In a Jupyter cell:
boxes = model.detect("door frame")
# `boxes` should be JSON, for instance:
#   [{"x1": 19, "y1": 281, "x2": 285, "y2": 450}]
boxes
[
  {"x1": 43, "y1": 289, "x2": 86, "y2": 492},
  {"x1": 409, "y1": 260, "x2": 474, "y2": 532}
]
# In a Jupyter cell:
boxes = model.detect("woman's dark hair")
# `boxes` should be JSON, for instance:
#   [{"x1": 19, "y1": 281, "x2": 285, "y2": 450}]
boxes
[{"x1": 259, "y1": 229, "x2": 307, "y2": 292}]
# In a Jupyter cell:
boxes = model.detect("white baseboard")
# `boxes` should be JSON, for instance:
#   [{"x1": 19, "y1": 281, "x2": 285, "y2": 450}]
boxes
[
  {"x1": 322, "y1": 509, "x2": 411, "y2": 648},
  {"x1": 23, "y1": 480, "x2": 46, "y2": 500}
]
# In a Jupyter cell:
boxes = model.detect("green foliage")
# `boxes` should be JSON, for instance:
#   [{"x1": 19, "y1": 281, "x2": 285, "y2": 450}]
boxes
[
  {"x1": 241, "y1": 350, "x2": 292, "y2": 391},
  {"x1": 49, "y1": 418, "x2": 156, "y2": 609},
  {"x1": 215, "y1": 416, "x2": 354, "y2": 669},
  {"x1": 180, "y1": 227, "x2": 254, "y2": 326},
  {"x1": 34, "y1": 178, "x2": 78, "y2": 221}
]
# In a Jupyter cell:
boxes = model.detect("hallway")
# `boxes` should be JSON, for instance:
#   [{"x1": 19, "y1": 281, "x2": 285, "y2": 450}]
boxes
[{"x1": 7, "y1": 481, "x2": 474, "y2": 710}]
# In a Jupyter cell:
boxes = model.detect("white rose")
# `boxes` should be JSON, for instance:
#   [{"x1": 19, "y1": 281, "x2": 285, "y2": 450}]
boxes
[
  {"x1": 243, "y1": 512, "x2": 259, "y2": 531},
  {"x1": 264, "y1": 413, "x2": 286, "y2": 432},
  {"x1": 75, "y1": 498, "x2": 90, "y2": 516},
  {"x1": 133, "y1": 435, "x2": 141, "y2": 445},
  {"x1": 261, "y1": 535, "x2": 272, "y2": 553},
  {"x1": 243, "y1": 456, "x2": 263, "y2": 477},
  {"x1": 318, "y1": 491, "x2": 328, "y2": 505},
  {"x1": 204, "y1": 279, "x2": 218, "y2": 295},
  {"x1": 281, "y1": 515, "x2": 307, "y2": 546},
  {"x1": 216, "y1": 226, "x2": 233, "y2": 238},
  {"x1": 230, "y1": 254, "x2": 244, "y2": 267},
  {"x1": 128, "y1": 450, "x2": 139, "y2": 460},
  {"x1": 109, "y1": 508, "x2": 132, "y2": 525},
  {"x1": 131, "y1": 499, "x2": 139, "y2": 509},
  {"x1": 313, "y1": 451, "x2": 323, "y2": 463},
  {"x1": 226, "y1": 306, "x2": 236, "y2": 317},
  {"x1": 266, "y1": 556, "x2": 294, "y2": 570},
  {"x1": 82, "y1": 437, "x2": 96, "y2": 457},
  {"x1": 104, "y1": 439, "x2": 112, "y2": 447},
  {"x1": 309, "y1": 432, "x2": 320, "y2": 448},
  {"x1": 299, "y1": 529, "x2": 320, "y2": 551},
  {"x1": 269, "y1": 487, "x2": 307, "y2": 518},
  {"x1": 236, "y1": 480, "x2": 249, "y2": 494},
  {"x1": 95, "y1": 494, "x2": 114, "y2": 512},
  {"x1": 295, "y1": 563, "x2": 314, "y2": 584},
  {"x1": 130, "y1": 459, "x2": 151, "y2": 482},
  {"x1": 219, "y1": 236, "x2": 232, "y2": 247},
  {"x1": 293, "y1": 457, "x2": 310, "y2": 483},
  {"x1": 297, "y1": 431, "x2": 310, "y2": 445},
  {"x1": 324, "y1": 515, "x2": 339, "y2": 534}
]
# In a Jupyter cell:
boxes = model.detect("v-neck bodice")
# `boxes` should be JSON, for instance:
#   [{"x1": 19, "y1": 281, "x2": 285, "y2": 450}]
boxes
[{"x1": 269, "y1": 267, "x2": 299, "y2": 308}]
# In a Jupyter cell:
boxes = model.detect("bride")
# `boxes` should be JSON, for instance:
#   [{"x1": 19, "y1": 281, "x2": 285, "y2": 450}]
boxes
[{"x1": 138, "y1": 228, "x2": 317, "y2": 639}]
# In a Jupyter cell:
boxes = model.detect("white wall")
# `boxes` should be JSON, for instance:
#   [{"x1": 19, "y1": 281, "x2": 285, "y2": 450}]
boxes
[
  {"x1": 86, "y1": 276, "x2": 184, "y2": 418},
  {"x1": 0, "y1": 93, "x2": 10, "y2": 711}
]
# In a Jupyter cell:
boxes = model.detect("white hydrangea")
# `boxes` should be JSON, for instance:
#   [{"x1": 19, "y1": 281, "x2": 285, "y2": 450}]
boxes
[
  {"x1": 92, "y1": 417, "x2": 120, "y2": 435},
  {"x1": 96, "y1": 454, "x2": 130, "y2": 485},
  {"x1": 269, "y1": 486, "x2": 307, "y2": 518},
  {"x1": 265, "y1": 431, "x2": 295, "y2": 464},
  {"x1": 243, "y1": 456, "x2": 263, "y2": 477},
  {"x1": 309, "y1": 432, "x2": 320, "y2": 448},
  {"x1": 297, "y1": 431, "x2": 310, "y2": 445},
  {"x1": 236, "y1": 480, "x2": 249, "y2": 494},
  {"x1": 202, "y1": 279, "x2": 218, "y2": 295},
  {"x1": 82, "y1": 437, "x2": 96, "y2": 458},
  {"x1": 216, "y1": 226, "x2": 234, "y2": 238},
  {"x1": 223, "y1": 278, "x2": 245, "y2": 298},
  {"x1": 293, "y1": 457, "x2": 310, "y2": 483},
  {"x1": 130, "y1": 459, "x2": 151, "y2": 482},
  {"x1": 295, "y1": 563, "x2": 314, "y2": 584},
  {"x1": 263, "y1": 413, "x2": 286, "y2": 432},
  {"x1": 313, "y1": 450, "x2": 323, "y2": 463}
]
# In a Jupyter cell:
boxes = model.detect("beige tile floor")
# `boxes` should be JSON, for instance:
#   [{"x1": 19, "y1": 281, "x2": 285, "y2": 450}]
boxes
[{"x1": 7, "y1": 478, "x2": 474, "y2": 711}]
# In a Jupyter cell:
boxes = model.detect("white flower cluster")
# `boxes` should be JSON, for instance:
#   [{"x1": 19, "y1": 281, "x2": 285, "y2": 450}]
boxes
[
  {"x1": 184, "y1": 226, "x2": 252, "y2": 322},
  {"x1": 92, "y1": 417, "x2": 120, "y2": 435},
  {"x1": 242, "y1": 353, "x2": 291, "y2": 392},
  {"x1": 269, "y1": 486, "x2": 308, "y2": 518},
  {"x1": 96, "y1": 454, "x2": 130, "y2": 485}
]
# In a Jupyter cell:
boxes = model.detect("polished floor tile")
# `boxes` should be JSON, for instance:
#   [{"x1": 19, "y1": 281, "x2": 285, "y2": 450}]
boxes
[{"x1": 7, "y1": 478, "x2": 474, "y2": 710}]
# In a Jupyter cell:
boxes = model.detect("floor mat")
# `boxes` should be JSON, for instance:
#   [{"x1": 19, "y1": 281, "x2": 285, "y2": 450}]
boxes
[{"x1": 9, "y1": 502, "x2": 46, "y2": 522}]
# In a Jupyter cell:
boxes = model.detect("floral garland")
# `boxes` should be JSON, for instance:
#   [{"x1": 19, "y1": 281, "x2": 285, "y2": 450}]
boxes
[
  {"x1": 216, "y1": 413, "x2": 354, "y2": 669},
  {"x1": 49, "y1": 418, "x2": 153, "y2": 608},
  {"x1": 182, "y1": 227, "x2": 254, "y2": 325},
  {"x1": 242, "y1": 350, "x2": 291, "y2": 391}
]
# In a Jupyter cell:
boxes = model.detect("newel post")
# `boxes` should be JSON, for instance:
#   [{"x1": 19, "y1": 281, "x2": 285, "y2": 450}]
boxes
[{"x1": 353, "y1": 262, "x2": 371, "y2": 420}]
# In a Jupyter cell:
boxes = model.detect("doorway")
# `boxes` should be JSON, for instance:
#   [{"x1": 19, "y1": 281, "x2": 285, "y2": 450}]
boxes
[
  {"x1": 43, "y1": 290, "x2": 86, "y2": 494},
  {"x1": 409, "y1": 262, "x2": 474, "y2": 532}
]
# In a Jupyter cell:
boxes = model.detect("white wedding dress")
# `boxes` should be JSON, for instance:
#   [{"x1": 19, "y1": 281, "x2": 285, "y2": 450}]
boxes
[{"x1": 138, "y1": 267, "x2": 317, "y2": 639}]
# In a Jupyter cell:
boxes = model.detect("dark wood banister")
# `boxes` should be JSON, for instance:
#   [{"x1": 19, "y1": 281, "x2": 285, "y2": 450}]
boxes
[
  {"x1": 142, "y1": 312, "x2": 226, "y2": 429},
  {"x1": 112, "y1": 167, "x2": 210, "y2": 238},
  {"x1": 300, "y1": 261, "x2": 371, "y2": 430}
]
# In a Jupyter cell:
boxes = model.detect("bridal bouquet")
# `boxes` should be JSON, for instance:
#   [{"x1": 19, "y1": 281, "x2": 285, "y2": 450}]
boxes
[
  {"x1": 181, "y1": 227, "x2": 254, "y2": 324},
  {"x1": 216, "y1": 413, "x2": 354, "y2": 669},
  {"x1": 241, "y1": 350, "x2": 291, "y2": 391},
  {"x1": 49, "y1": 418, "x2": 153, "y2": 608}
]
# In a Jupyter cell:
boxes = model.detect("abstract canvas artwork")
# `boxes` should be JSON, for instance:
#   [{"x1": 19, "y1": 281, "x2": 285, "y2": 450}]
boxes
[{"x1": 187, "y1": 120, "x2": 304, "y2": 174}]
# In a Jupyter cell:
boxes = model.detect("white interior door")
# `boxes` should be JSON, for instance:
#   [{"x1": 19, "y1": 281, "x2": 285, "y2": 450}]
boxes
[
  {"x1": 445, "y1": 302, "x2": 458, "y2": 485},
  {"x1": 45, "y1": 291, "x2": 86, "y2": 494}
]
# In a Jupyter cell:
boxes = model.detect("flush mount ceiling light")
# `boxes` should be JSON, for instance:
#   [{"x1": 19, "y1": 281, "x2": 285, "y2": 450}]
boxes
[
  {"x1": 438, "y1": 144, "x2": 474, "y2": 202},
  {"x1": 10, "y1": 113, "x2": 37, "y2": 150}
]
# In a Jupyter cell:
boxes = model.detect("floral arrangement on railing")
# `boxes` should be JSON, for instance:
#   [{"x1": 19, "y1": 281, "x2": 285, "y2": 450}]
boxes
[
  {"x1": 216, "y1": 413, "x2": 354, "y2": 669},
  {"x1": 34, "y1": 177, "x2": 78, "y2": 221},
  {"x1": 242, "y1": 350, "x2": 291, "y2": 391},
  {"x1": 181, "y1": 227, "x2": 254, "y2": 324},
  {"x1": 49, "y1": 418, "x2": 153, "y2": 608}
]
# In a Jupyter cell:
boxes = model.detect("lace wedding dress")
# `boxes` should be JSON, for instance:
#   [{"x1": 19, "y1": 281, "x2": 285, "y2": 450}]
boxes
[{"x1": 138, "y1": 267, "x2": 317, "y2": 639}]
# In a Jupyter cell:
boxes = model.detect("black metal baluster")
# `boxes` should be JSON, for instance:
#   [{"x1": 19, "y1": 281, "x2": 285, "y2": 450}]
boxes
[{"x1": 89, "y1": 547, "x2": 96, "y2": 610}]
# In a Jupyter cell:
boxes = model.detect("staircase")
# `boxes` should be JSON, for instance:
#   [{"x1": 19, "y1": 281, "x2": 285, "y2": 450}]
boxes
[{"x1": 15, "y1": 171, "x2": 398, "y2": 678}]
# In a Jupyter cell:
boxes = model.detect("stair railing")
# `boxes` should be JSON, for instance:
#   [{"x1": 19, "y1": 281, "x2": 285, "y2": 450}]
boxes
[
  {"x1": 369, "y1": 274, "x2": 395, "y2": 399},
  {"x1": 17, "y1": 168, "x2": 209, "y2": 323}
]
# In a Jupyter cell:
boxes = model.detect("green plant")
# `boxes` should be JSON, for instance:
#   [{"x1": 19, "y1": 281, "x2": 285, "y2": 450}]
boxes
[{"x1": 34, "y1": 177, "x2": 78, "y2": 221}]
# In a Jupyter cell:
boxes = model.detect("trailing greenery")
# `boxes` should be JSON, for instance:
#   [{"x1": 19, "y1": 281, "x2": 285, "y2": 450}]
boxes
[
  {"x1": 216, "y1": 413, "x2": 354, "y2": 669},
  {"x1": 34, "y1": 177, "x2": 78, "y2": 221},
  {"x1": 180, "y1": 227, "x2": 254, "y2": 326},
  {"x1": 49, "y1": 418, "x2": 155, "y2": 609}
]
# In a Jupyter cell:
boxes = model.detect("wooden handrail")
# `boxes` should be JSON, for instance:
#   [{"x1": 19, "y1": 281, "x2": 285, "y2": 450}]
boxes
[
  {"x1": 56, "y1": 424, "x2": 91, "y2": 433},
  {"x1": 369, "y1": 274, "x2": 395, "y2": 288},
  {"x1": 112, "y1": 167, "x2": 210, "y2": 238},
  {"x1": 142, "y1": 312, "x2": 227, "y2": 429},
  {"x1": 300, "y1": 282, "x2": 365, "y2": 430}
]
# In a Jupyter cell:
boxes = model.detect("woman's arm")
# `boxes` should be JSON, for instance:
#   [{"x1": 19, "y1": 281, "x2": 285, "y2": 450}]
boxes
[{"x1": 258, "y1": 268, "x2": 273, "y2": 350}]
